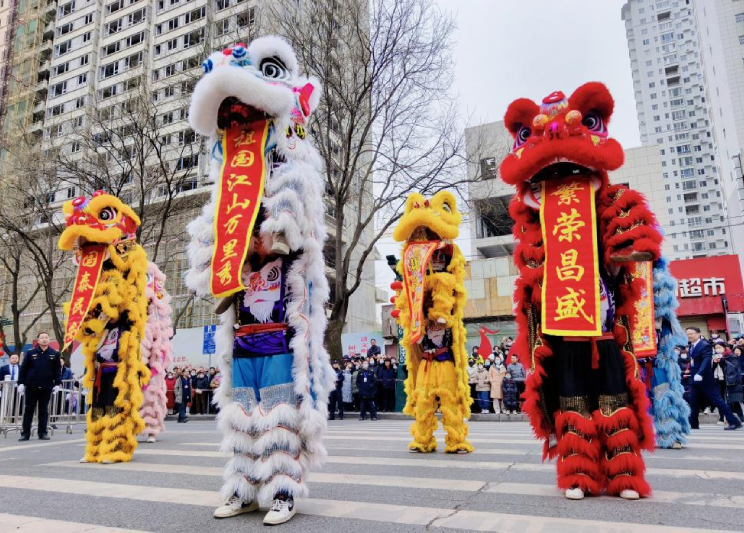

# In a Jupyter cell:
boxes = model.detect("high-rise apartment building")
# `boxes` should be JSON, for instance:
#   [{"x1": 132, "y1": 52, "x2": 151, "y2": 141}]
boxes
[
  {"x1": 693, "y1": 0, "x2": 744, "y2": 263},
  {"x1": 622, "y1": 0, "x2": 736, "y2": 261},
  {"x1": 0, "y1": 0, "x2": 379, "y2": 338}
]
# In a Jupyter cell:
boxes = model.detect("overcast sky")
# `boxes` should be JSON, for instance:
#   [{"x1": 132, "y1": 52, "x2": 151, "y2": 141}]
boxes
[
  {"x1": 373, "y1": 1, "x2": 641, "y2": 308},
  {"x1": 441, "y1": 0, "x2": 641, "y2": 148}
]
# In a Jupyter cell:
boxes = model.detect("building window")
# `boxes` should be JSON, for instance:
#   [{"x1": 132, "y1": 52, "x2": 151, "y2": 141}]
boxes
[
  {"x1": 80, "y1": 54, "x2": 89, "y2": 66},
  {"x1": 76, "y1": 96, "x2": 85, "y2": 108},
  {"x1": 78, "y1": 72, "x2": 87, "y2": 85},
  {"x1": 58, "y1": 1, "x2": 75, "y2": 17}
]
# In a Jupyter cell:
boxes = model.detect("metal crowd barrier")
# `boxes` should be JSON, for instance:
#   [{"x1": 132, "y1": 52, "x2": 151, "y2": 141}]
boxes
[{"x1": 0, "y1": 379, "x2": 87, "y2": 438}]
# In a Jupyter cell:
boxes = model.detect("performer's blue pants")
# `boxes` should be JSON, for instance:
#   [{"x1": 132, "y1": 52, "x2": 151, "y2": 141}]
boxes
[{"x1": 232, "y1": 353, "x2": 295, "y2": 411}]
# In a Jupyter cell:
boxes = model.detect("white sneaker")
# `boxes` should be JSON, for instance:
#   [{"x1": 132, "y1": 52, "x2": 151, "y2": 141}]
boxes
[
  {"x1": 79, "y1": 457, "x2": 89, "y2": 463},
  {"x1": 263, "y1": 497, "x2": 296, "y2": 525},
  {"x1": 565, "y1": 487, "x2": 585, "y2": 500},
  {"x1": 214, "y1": 496, "x2": 259, "y2": 519},
  {"x1": 146, "y1": 435, "x2": 156, "y2": 443},
  {"x1": 671, "y1": 441, "x2": 683, "y2": 450},
  {"x1": 703, "y1": 408, "x2": 712, "y2": 414},
  {"x1": 717, "y1": 420, "x2": 726, "y2": 426},
  {"x1": 620, "y1": 489, "x2": 640, "y2": 500}
]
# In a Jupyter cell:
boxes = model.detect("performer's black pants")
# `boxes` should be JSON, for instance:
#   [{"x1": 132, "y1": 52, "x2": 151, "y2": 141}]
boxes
[
  {"x1": 22, "y1": 386, "x2": 52, "y2": 438},
  {"x1": 689, "y1": 382, "x2": 740, "y2": 428},
  {"x1": 359, "y1": 397, "x2": 377, "y2": 419},
  {"x1": 557, "y1": 339, "x2": 627, "y2": 409}
]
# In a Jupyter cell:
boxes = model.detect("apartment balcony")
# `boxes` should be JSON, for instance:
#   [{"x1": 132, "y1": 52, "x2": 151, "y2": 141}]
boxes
[
  {"x1": 45, "y1": 0, "x2": 57, "y2": 16},
  {"x1": 44, "y1": 22, "x2": 54, "y2": 41},
  {"x1": 475, "y1": 234, "x2": 515, "y2": 259}
]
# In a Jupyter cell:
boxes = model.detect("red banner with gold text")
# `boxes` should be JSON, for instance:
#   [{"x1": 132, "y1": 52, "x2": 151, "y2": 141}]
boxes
[
  {"x1": 63, "y1": 244, "x2": 106, "y2": 350},
  {"x1": 540, "y1": 176, "x2": 601, "y2": 336},
  {"x1": 631, "y1": 261, "x2": 657, "y2": 357},
  {"x1": 402, "y1": 241, "x2": 439, "y2": 343},
  {"x1": 210, "y1": 121, "x2": 270, "y2": 298}
]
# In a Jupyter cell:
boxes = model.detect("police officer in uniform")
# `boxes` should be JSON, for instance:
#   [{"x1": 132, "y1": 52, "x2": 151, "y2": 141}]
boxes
[{"x1": 18, "y1": 332, "x2": 62, "y2": 441}]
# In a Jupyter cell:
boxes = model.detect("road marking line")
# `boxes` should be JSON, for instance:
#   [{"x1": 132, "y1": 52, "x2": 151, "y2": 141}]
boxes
[
  {"x1": 0, "y1": 512, "x2": 150, "y2": 532},
  {"x1": 44, "y1": 457, "x2": 744, "y2": 484},
  {"x1": 0, "y1": 438, "x2": 86, "y2": 453},
  {"x1": 0, "y1": 476, "x2": 728, "y2": 532}
]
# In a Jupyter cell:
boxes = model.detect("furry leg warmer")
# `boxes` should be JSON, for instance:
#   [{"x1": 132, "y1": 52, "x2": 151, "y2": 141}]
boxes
[
  {"x1": 554, "y1": 410, "x2": 602, "y2": 494},
  {"x1": 594, "y1": 407, "x2": 651, "y2": 497},
  {"x1": 408, "y1": 390, "x2": 439, "y2": 452}
]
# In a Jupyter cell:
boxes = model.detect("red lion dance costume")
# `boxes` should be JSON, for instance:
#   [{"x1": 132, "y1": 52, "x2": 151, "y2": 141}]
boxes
[{"x1": 501, "y1": 83, "x2": 662, "y2": 500}]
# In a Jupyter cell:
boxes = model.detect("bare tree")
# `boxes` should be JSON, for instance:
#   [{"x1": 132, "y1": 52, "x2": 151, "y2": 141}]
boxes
[
  {"x1": 270, "y1": 0, "x2": 485, "y2": 356},
  {"x1": 0, "y1": 127, "x2": 75, "y2": 350}
]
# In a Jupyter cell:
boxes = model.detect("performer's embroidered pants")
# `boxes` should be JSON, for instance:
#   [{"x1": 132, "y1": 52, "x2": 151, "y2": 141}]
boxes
[
  {"x1": 555, "y1": 339, "x2": 651, "y2": 496},
  {"x1": 220, "y1": 353, "x2": 306, "y2": 503},
  {"x1": 408, "y1": 360, "x2": 473, "y2": 453}
]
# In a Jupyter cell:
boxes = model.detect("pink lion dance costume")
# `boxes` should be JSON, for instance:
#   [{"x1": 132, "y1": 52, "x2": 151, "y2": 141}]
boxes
[
  {"x1": 501, "y1": 83, "x2": 663, "y2": 500},
  {"x1": 139, "y1": 262, "x2": 173, "y2": 443}
]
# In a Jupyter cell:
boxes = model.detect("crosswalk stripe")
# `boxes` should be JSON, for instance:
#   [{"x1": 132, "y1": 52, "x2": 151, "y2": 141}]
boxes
[
  {"x1": 0, "y1": 475, "x2": 728, "y2": 532},
  {"x1": 44, "y1": 456, "x2": 744, "y2": 483},
  {"x1": 0, "y1": 438, "x2": 87, "y2": 454},
  {"x1": 485, "y1": 482, "x2": 744, "y2": 508},
  {"x1": 44, "y1": 461, "x2": 485, "y2": 491},
  {"x1": 139, "y1": 445, "x2": 741, "y2": 463},
  {"x1": 0, "y1": 512, "x2": 149, "y2": 533}
]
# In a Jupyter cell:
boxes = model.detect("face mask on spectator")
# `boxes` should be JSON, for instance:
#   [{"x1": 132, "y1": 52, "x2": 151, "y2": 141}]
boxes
[
  {"x1": 477, "y1": 364, "x2": 484, "y2": 370},
  {"x1": 680, "y1": 353, "x2": 688, "y2": 360},
  {"x1": 362, "y1": 363, "x2": 369, "y2": 370}
]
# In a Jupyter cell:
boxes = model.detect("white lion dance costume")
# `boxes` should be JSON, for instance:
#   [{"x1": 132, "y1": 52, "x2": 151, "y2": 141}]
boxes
[
  {"x1": 185, "y1": 36, "x2": 333, "y2": 526},
  {"x1": 139, "y1": 262, "x2": 173, "y2": 443}
]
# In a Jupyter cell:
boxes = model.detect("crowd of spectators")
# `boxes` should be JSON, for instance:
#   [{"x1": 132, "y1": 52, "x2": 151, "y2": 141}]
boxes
[{"x1": 678, "y1": 333, "x2": 744, "y2": 425}]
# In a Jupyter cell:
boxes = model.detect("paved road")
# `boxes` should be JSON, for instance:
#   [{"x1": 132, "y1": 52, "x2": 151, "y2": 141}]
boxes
[{"x1": 0, "y1": 418, "x2": 743, "y2": 532}]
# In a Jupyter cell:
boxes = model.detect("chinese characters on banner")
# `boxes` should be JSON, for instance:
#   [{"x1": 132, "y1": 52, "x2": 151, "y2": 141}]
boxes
[
  {"x1": 210, "y1": 120, "x2": 270, "y2": 298},
  {"x1": 540, "y1": 177, "x2": 601, "y2": 336},
  {"x1": 341, "y1": 331, "x2": 384, "y2": 358},
  {"x1": 63, "y1": 244, "x2": 107, "y2": 350},
  {"x1": 630, "y1": 262, "x2": 657, "y2": 357},
  {"x1": 401, "y1": 241, "x2": 440, "y2": 343},
  {"x1": 677, "y1": 277, "x2": 726, "y2": 298}
]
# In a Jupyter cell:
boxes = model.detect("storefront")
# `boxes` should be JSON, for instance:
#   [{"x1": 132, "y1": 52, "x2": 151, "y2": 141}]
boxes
[{"x1": 668, "y1": 255, "x2": 744, "y2": 339}]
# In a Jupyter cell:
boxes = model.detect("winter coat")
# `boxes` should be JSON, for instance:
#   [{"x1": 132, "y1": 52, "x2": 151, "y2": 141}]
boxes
[
  {"x1": 378, "y1": 366, "x2": 396, "y2": 390},
  {"x1": 351, "y1": 370, "x2": 359, "y2": 394},
  {"x1": 507, "y1": 362, "x2": 526, "y2": 382},
  {"x1": 333, "y1": 368, "x2": 345, "y2": 391},
  {"x1": 722, "y1": 355, "x2": 743, "y2": 403},
  {"x1": 502, "y1": 377, "x2": 519, "y2": 411},
  {"x1": 194, "y1": 375, "x2": 210, "y2": 391},
  {"x1": 474, "y1": 368, "x2": 491, "y2": 392},
  {"x1": 342, "y1": 370, "x2": 353, "y2": 403},
  {"x1": 174, "y1": 376, "x2": 191, "y2": 404},
  {"x1": 165, "y1": 376, "x2": 177, "y2": 409},
  {"x1": 467, "y1": 365, "x2": 477, "y2": 384},
  {"x1": 357, "y1": 369, "x2": 377, "y2": 398},
  {"x1": 489, "y1": 365, "x2": 506, "y2": 399}
]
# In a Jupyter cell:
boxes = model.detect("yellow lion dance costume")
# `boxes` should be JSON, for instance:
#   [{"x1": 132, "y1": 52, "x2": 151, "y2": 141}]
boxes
[
  {"x1": 390, "y1": 191, "x2": 473, "y2": 453},
  {"x1": 59, "y1": 192, "x2": 149, "y2": 463}
]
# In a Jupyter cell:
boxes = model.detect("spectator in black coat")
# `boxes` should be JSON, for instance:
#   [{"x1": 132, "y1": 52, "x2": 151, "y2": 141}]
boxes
[
  {"x1": 377, "y1": 359, "x2": 396, "y2": 412},
  {"x1": 501, "y1": 372, "x2": 519, "y2": 414},
  {"x1": 0, "y1": 353, "x2": 21, "y2": 382},
  {"x1": 723, "y1": 346, "x2": 743, "y2": 418},
  {"x1": 328, "y1": 361, "x2": 344, "y2": 420},
  {"x1": 18, "y1": 332, "x2": 62, "y2": 441},
  {"x1": 193, "y1": 371, "x2": 210, "y2": 415},
  {"x1": 356, "y1": 362, "x2": 378, "y2": 421},
  {"x1": 687, "y1": 327, "x2": 741, "y2": 430}
]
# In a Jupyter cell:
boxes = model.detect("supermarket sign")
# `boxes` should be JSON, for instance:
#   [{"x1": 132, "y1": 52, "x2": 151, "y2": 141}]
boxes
[{"x1": 669, "y1": 255, "x2": 744, "y2": 316}]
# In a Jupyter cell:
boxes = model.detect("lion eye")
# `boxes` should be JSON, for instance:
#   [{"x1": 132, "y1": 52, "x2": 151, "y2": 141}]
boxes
[
  {"x1": 442, "y1": 202, "x2": 451, "y2": 213},
  {"x1": 582, "y1": 111, "x2": 605, "y2": 133},
  {"x1": 98, "y1": 207, "x2": 117, "y2": 222},
  {"x1": 260, "y1": 57, "x2": 288, "y2": 80},
  {"x1": 515, "y1": 125, "x2": 531, "y2": 148}
]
